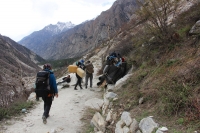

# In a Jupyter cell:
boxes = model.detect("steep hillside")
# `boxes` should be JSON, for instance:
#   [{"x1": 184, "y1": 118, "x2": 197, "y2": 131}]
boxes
[
  {"x1": 0, "y1": 35, "x2": 43, "y2": 108},
  {"x1": 87, "y1": 0, "x2": 200, "y2": 132},
  {"x1": 4, "y1": 36, "x2": 45, "y2": 64},
  {"x1": 18, "y1": 0, "x2": 138, "y2": 60}
]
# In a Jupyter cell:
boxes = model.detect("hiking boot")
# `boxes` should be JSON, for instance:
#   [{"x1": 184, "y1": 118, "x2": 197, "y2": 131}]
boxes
[
  {"x1": 42, "y1": 115, "x2": 47, "y2": 124},
  {"x1": 74, "y1": 88, "x2": 78, "y2": 90},
  {"x1": 85, "y1": 86, "x2": 87, "y2": 89},
  {"x1": 80, "y1": 87, "x2": 83, "y2": 89}
]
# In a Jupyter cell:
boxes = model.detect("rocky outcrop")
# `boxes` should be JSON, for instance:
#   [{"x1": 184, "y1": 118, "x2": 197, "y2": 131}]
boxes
[
  {"x1": 87, "y1": 82, "x2": 170, "y2": 133},
  {"x1": 86, "y1": 80, "x2": 171, "y2": 133},
  {"x1": 189, "y1": 20, "x2": 200, "y2": 35}
]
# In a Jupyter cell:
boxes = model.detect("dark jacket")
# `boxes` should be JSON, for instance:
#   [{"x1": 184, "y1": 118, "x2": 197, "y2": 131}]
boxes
[{"x1": 85, "y1": 63, "x2": 94, "y2": 74}]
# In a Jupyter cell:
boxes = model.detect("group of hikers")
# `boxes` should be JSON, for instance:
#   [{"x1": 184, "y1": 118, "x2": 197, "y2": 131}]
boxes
[
  {"x1": 34, "y1": 59, "x2": 94, "y2": 124},
  {"x1": 105, "y1": 51, "x2": 125, "y2": 68},
  {"x1": 98, "y1": 51, "x2": 127, "y2": 87},
  {"x1": 74, "y1": 59, "x2": 94, "y2": 90},
  {"x1": 34, "y1": 51, "x2": 125, "y2": 124}
]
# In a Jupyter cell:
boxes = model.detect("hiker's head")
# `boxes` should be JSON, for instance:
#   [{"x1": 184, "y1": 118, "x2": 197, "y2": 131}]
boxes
[
  {"x1": 46, "y1": 64, "x2": 52, "y2": 70},
  {"x1": 43, "y1": 63, "x2": 52, "y2": 70}
]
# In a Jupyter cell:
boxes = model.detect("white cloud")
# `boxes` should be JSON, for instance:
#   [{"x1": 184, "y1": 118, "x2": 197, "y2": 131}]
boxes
[{"x1": 0, "y1": 0, "x2": 116, "y2": 42}]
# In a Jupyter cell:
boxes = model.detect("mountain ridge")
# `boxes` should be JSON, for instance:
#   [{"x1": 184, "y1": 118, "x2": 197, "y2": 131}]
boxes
[
  {"x1": 18, "y1": 21, "x2": 76, "y2": 55},
  {"x1": 18, "y1": 0, "x2": 138, "y2": 60}
]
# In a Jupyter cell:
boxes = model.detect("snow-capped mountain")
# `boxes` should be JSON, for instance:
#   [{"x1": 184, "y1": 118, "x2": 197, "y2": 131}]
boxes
[
  {"x1": 18, "y1": 21, "x2": 75, "y2": 51},
  {"x1": 43, "y1": 21, "x2": 75, "y2": 35}
]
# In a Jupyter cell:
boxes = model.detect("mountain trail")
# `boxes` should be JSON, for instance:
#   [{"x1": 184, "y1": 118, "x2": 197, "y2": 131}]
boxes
[{"x1": 0, "y1": 55, "x2": 103, "y2": 133}]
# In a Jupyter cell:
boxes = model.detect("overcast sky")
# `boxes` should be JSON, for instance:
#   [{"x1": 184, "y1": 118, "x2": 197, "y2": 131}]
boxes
[{"x1": 0, "y1": 0, "x2": 116, "y2": 42}]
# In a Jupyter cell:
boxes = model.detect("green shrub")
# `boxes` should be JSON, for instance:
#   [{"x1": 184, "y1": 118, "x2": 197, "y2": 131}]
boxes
[
  {"x1": 177, "y1": 118, "x2": 184, "y2": 125},
  {"x1": 178, "y1": 25, "x2": 191, "y2": 38},
  {"x1": 138, "y1": 71, "x2": 148, "y2": 81},
  {"x1": 158, "y1": 80, "x2": 191, "y2": 115},
  {"x1": 0, "y1": 108, "x2": 8, "y2": 120},
  {"x1": 166, "y1": 59, "x2": 178, "y2": 67}
]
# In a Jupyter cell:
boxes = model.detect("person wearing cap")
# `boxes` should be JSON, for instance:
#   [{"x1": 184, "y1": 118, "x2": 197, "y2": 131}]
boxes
[
  {"x1": 79, "y1": 59, "x2": 85, "y2": 70},
  {"x1": 41, "y1": 63, "x2": 58, "y2": 124}
]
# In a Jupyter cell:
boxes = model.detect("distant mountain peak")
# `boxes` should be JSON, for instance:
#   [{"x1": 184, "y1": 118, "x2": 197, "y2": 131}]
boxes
[
  {"x1": 18, "y1": 21, "x2": 76, "y2": 48},
  {"x1": 43, "y1": 21, "x2": 75, "y2": 33}
]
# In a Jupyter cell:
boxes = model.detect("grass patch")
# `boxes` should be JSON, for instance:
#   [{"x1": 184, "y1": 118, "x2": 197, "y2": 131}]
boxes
[
  {"x1": 138, "y1": 71, "x2": 148, "y2": 81},
  {"x1": 157, "y1": 79, "x2": 191, "y2": 116},
  {"x1": 135, "y1": 111, "x2": 150, "y2": 122},
  {"x1": 177, "y1": 25, "x2": 191, "y2": 38},
  {"x1": 176, "y1": 118, "x2": 184, "y2": 125},
  {"x1": 165, "y1": 59, "x2": 179, "y2": 67},
  {"x1": 0, "y1": 101, "x2": 35, "y2": 120}
]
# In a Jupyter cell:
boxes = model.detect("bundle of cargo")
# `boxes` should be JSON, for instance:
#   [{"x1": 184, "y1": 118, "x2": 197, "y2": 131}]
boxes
[
  {"x1": 68, "y1": 65, "x2": 78, "y2": 73},
  {"x1": 77, "y1": 68, "x2": 85, "y2": 78},
  {"x1": 68, "y1": 65, "x2": 85, "y2": 78}
]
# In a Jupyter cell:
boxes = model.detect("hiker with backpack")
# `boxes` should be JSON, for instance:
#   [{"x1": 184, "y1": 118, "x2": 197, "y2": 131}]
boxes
[
  {"x1": 35, "y1": 63, "x2": 58, "y2": 124},
  {"x1": 74, "y1": 61, "x2": 84, "y2": 90},
  {"x1": 84, "y1": 60, "x2": 94, "y2": 89},
  {"x1": 34, "y1": 84, "x2": 40, "y2": 101}
]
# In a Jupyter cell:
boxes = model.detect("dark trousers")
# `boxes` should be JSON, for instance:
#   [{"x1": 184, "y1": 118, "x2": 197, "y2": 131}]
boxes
[
  {"x1": 85, "y1": 73, "x2": 93, "y2": 87},
  {"x1": 75, "y1": 74, "x2": 82, "y2": 89},
  {"x1": 42, "y1": 96, "x2": 53, "y2": 118}
]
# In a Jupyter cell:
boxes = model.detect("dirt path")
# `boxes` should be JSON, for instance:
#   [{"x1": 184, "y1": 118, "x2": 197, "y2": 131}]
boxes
[{"x1": 0, "y1": 55, "x2": 103, "y2": 133}]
